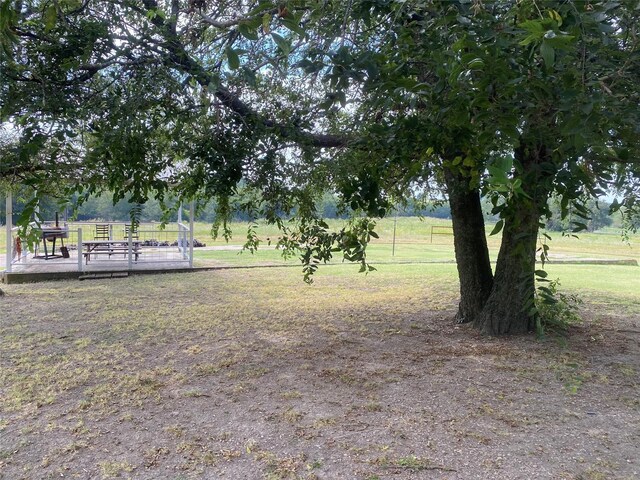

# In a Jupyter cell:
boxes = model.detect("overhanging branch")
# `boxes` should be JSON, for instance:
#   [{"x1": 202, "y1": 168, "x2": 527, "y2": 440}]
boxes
[{"x1": 141, "y1": 0, "x2": 350, "y2": 149}]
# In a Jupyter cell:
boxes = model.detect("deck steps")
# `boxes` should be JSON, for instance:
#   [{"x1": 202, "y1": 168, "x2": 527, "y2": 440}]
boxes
[{"x1": 78, "y1": 272, "x2": 130, "y2": 281}]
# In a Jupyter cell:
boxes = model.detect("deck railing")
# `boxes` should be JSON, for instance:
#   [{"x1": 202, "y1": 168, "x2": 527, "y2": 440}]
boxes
[{"x1": 6, "y1": 222, "x2": 194, "y2": 273}]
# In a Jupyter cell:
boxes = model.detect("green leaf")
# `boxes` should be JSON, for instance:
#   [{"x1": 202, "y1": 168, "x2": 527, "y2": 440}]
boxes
[
  {"x1": 207, "y1": 75, "x2": 220, "y2": 92},
  {"x1": 271, "y1": 33, "x2": 290, "y2": 55},
  {"x1": 462, "y1": 156, "x2": 475, "y2": 167},
  {"x1": 248, "y1": 2, "x2": 274, "y2": 16},
  {"x1": 547, "y1": 9, "x2": 562, "y2": 27},
  {"x1": 490, "y1": 219, "x2": 504, "y2": 236},
  {"x1": 43, "y1": 4, "x2": 57, "y2": 31},
  {"x1": 519, "y1": 19, "x2": 545, "y2": 33},
  {"x1": 540, "y1": 41, "x2": 555, "y2": 69},
  {"x1": 538, "y1": 286, "x2": 554, "y2": 296},
  {"x1": 281, "y1": 17, "x2": 305, "y2": 36},
  {"x1": 535, "y1": 269, "x2": 548, "y2": 278},
  {"x1": 394, "y1": 77, "x2": 419, "y2": 90},
  {"x1": 226, "y1": 48, "x2": 240, "y2": 70},
  {"x1": 520, "y1": 34, "x2": 539, "y2": 46},
  {"x1": 487, "y1": 165, "x2": 508, "y2": 182},
  {"x1": 238, "y1": 24, "x2": 258, "y2": 40},
  {"x1": 572, "y1": 222, "x2": 588, "y2": 233},
  {"x1": 467, "y1": 58, "x2": 484, "y2": 70},
  {"x1": 495, "y1": 156, "x2": 513, "y2": 172}
]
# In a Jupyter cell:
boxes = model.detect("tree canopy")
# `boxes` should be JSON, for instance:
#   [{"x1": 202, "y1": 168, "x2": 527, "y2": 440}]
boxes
[{"x1": 1, "y1": 0, "x2": 639, "y2": 334}]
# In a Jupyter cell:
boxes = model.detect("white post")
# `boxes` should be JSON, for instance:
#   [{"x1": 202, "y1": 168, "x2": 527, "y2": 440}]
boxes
[
  {"x1": 5, "y1": 191, "x2": 12, "y2": 273},
  {"x1": 181, "y1": 225, "x2": 187, "y2": 260},
  {"x1": 77, "y1": 227, "x2": 83, "y2": 272},
  {"x1": 189, "y1": 200, "x2": 194, "y2": 268},
  {"x1": 392, "y1": 215, "x2": 397, "y2": 257},
  {"x1": 33, "y1": 189, "x2": 40, "y2": 224},
  {"x1": 178, "y1": 203, "x2": 184, "y2": 257},
  {"x1": 128, "y1": 226, "x2": 133, "y2": 270}
]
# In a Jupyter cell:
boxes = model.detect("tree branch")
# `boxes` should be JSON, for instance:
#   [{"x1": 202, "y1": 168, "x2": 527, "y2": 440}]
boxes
[
  {"x1": 140, "y1": 0, "x2": 350, "y2": 149},
  {"x1": 199, "y1": 9, "x2": 278, "y2": 29}
]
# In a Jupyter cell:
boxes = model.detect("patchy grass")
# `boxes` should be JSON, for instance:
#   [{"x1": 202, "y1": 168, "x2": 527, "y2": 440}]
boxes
[
  {"x1": 1, "y1": 264, "x2": 639, "y2": 479},
  {"x1": 98, "y1": 460, "x2": 135, "y2": 478}
]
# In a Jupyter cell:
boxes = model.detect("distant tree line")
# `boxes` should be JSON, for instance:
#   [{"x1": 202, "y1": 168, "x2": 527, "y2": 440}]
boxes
[
  {"x1": 1, "y1": 189, "x2": 620, "y2": 233},
  {"x1": 545, "y1": 198, "x2": 614, "y2": 232},
  {"x1": 1, "y1": 189, "x2": 453, "y2": 224}
]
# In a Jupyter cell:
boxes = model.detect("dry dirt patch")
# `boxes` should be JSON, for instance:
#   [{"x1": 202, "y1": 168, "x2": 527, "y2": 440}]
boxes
[{"x1": 0, "y1": 266, "x2": 639, "y2": 480}]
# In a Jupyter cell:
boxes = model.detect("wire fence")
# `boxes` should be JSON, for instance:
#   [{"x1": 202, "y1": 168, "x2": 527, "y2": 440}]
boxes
[{"x1": 4, "y1": 222, "x2": 193, "y2": 273}]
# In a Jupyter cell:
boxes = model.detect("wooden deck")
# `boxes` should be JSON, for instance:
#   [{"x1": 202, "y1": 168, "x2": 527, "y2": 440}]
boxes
[{"x1": 2, "y1": 248, "x2": 192, "y2": 284}]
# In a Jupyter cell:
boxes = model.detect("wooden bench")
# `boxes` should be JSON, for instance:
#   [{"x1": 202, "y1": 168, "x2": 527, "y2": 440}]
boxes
[{"x1": 83, "y1": 240, "x2": 142, "y2": 264}]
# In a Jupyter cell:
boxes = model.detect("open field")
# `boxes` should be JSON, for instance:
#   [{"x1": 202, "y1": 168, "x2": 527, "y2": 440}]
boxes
[
  {"x1": 186, "y1": 218, "x2": 639, "y2": 268},
  {"x1": 2, "y1": 217, "x2": 638, "y2": 264},
  {"x1": 1, "y1": 264, "x2": 639, "y2": 479}
]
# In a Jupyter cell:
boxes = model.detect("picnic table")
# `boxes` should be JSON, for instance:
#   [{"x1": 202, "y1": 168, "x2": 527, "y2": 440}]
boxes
[{"x1": 83, "y1": 240, "x2": 142, "y2": 264}]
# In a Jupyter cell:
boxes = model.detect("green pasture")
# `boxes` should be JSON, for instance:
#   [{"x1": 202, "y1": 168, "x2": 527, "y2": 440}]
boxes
[
  {"x1": 2, "y1": 216, "x2": 638, "y2": 265},
  {"x1": 187, "y1": 216, "x2": 639, "y2": 266}
]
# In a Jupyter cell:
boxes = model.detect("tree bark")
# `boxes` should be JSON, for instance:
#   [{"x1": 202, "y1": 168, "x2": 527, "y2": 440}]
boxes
[
  {"x1": 473, "y1": 206, "x2": 540, "y2": 335},
  {"x1": 474, "y1": 143, "x2": 554, "y2": 335},
  {"x1": 444, "y1": 169, "x2": 494, "y2": 324}
]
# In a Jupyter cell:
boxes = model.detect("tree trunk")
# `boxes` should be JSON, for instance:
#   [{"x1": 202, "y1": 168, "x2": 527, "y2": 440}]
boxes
[
  {"x1": 473, "y1": 207, "x2": 540, "y2": 335},
  {"x1": 474, "y1": 143, "x2": 554, "y2": 335},
  {"x1": 444, "y1": 169, "x2": 494, "y2": 324}
]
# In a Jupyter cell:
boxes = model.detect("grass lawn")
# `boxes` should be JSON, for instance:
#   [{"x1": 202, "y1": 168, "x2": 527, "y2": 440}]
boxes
[
  {"x1": 1, "y1": 263, "x2": 639, "y2": 479},
  {"x1": 2, "y1": 217, "x2": 638, "y2": 263}
]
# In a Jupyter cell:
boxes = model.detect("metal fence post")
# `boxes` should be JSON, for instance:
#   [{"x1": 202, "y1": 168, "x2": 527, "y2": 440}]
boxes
[
  {"x1": 77, "y1": 227, "x2": 83, "y2": 272},
  {"x1": 189, "y1": 200, "x2": 194, "y2": 268},
  {"x1": 5, "y1": 190, "x2": 12, "y2": 273},
  {"x1": 392, "y1": 215, "x2": 397, "y2": 257},
  {"x1": 182, "y1": 225, "x2": 187, "y2": 260},
  {"x1": 128, "y1": 227, "x2": 133, "y2": 270}
]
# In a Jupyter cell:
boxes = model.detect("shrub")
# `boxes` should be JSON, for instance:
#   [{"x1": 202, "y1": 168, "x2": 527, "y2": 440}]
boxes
[{"x1": 535, "y1": 279, "x2": 583, "y2": 337}]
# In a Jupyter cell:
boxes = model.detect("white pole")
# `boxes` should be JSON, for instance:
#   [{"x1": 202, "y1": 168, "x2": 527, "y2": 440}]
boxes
[
  {"x1": 189, "y1": 200, "x2": 194, "y2": 268},
  {"x1": 33, "y1": 189, "x2": 41, "y2": 224},
  {"x1": 181, "y1": 225, "x2": 187, "y2": 260},
  {"x1": 128, "y1": 226, "x2": 133, "y2": 270},
  {"x1": 178, "y1": 203, "x2": 185, "y2": 258},
  {"x1": 392, "y1": 215, "x2": 397, "y2": 257},
  {"x1": 77, "y1": 227, "x2": 83, "y2": 272},
  {"x1": 5, "y1": 191, "x2": 12, "y2": 273}
]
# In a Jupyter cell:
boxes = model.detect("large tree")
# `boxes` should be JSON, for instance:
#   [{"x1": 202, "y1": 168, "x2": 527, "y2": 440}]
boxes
[
  {"x1": 300, "y1": 0, "x2": 640, "y2": 333},
  {"x1": 275, "y1": 0, "x2": 639, "y2": 332},
  {"x1": 1, "y1": 0, "x2": 639, "y2": 335}
]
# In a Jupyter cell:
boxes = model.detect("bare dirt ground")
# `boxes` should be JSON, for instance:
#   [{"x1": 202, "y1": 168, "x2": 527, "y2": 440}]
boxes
[{"x1": 1, "y1": 266, "x2": 639, "y2": 480}]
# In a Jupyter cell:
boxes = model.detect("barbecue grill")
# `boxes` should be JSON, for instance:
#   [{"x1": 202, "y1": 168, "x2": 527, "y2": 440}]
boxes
[{"x1": 35, "y1": 213, "x2": 69, "y2": 260}]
